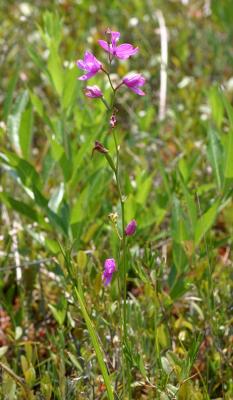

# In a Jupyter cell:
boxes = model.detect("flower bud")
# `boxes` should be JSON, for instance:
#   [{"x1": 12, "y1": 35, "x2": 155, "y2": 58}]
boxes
[
  {"x1": 125, "y1": 219, "x2": 137, "y2": 236},
  {"x1": 105, "y1": 28, "x2": 112, "y2": 44},
  {"x1": 92, "y1": 141, "x2": 108, "y2": 156},
  {"x1": 110, "y1": 114, "x2": 117, "y2": 128}
]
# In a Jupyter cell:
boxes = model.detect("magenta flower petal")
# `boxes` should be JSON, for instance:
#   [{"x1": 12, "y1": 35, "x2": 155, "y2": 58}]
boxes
[
  {"x1": 85, "y1": 85, "x2": 103, "y2": 98},
  {"x1": 110, "y1": 31, "x2": 120, "y2": 46},
  {"x1": 77, "y1": 60, "x2": 87, "y2": 69},
  {"x1": 123, "y1": 73, "x2": 146, "y2": 96},
  {"x1": 123, "y1": 73, "x2": 145, "y2": 86},
  {"x1": 125, "y1": 219, "x2": 137, "y2": 236},
  {"x1": 102, "y1": 258, "x2": 116, "y2": 286},
  {"x1": 128, "y1": 86, "x2": 145, "y2": 96},
  {"x1": 103, "y1": 275, "x2": 113, "y2": 286},
  {"x1": 79, "y1": 71, "x2": 96, "y2": 81},
  {"x1": 98, "y1": 30, "x2": 138, "y2": 60},
  {"x1": 98, "y1": 40, "x2": 112, "y2": 53},
  {"x1": 76, "y1": 51, "x2": 102, "y2": 81},
  {"x1": 116, "y1": 44, "x2": 139, "y2": 59}
]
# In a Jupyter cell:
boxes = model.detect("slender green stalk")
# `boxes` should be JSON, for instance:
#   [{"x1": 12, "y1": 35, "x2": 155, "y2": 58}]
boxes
[
  {"x1": 101, "y1": 67, "x2": 115, "y2": 92},
  {"x1": 111, "y1": 129, "x2": 130, "y2": 398},
  {"x1": 101, "y1": 62, "x2": 130, "y2": 397},
  {"x1": 112, "y1": 131, "x2": 127, "y2": 344},
  {"x1": 61, "y1": 108, "x2": 70, "y2": 160}
]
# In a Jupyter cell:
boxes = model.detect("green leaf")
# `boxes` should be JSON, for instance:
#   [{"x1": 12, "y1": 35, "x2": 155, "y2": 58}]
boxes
[
  {"x1": 0, "y1": 193, "x2": 39, "y2": 223},
  {"x1": 221, "y1": 90, "x2": 233, "y2": 126},
  {"x1": 178, "y1": 157, "x2": 189, "y2": 183},
  {"x1": 33, "y1": 186, "x2": 68, "y2": 237},
  {"x1": 161, "y1": 357, "x2": 173, "y2": 375},
  {"x1": 77, "y1": 250, "x2": 87, "y2": 270},
  {"x1": 0, "y1": 150, "x2": 41, "y2": 189},
  {"x1": 48, "y1": 183, "x2": 64, "y2": 213},
  {"x1": 124, "y1": 194, "x2": 137, "y2": 222},
  {"x1": 41, "y1": 11, "x2": 62, "y2": 50},
  {"x1": 0, "y1": 346, "x2": 8, "y2": 358},
  {"x1": 47, "y1": 46, "x2": 63, "y2": 97},
  {"x1": 179, "y1": 177, "x2": 197, "y2": 231},
  {"x1": 220, "y1": 93, "x2": 233, "y2": 179},
  {"x1": 170, "y1": 278, "x2": 189, "y2": 300},
  {"x1": 209, "y1": 85, "x2": 224, "y2": 129},
  {"x1": 59, "y1": 152, "x2": 73, "y2": 182},
  {"x1": 7, "y1": 90, "x2": 29, "y2": 156},
  {"x1": 62, "y1": 66, "x2": 78, "y2": 110},
  {"x1": 195, "y1": 200, "x2": 219, "y2": 245},
  {"x1": 3, "y1": 69, "x2": 19, "y2": 120},
  {"x1": 172, "y1": 242, "x2": 188, "y2": 272},
  {"x1": 49, "y1": 297, "x2": 67, "y2": 326},
  {"x1": 19, "y1": 104, "x2": 34, "y2": 160},
  {"x1": 28, "y1": 46, "x2": 47, "y2": 72},
  {"x1": 70, "y1": 190, "x2": 87, "y2": 224},
  {"x1": 40, "y1": 372, "x2": 53, "y2": 400},
  {"x1": 224, "y1": 128, "x2": 233, "y2": 179},
  {"x1": 171, "y1": 196, "x2": 189, "y2": 243},
  {"x1": 135, "y1": 174, "x2": 152, "y2": 205},
  {"x1": 181, "y1": 335, "x2": 202, "y2": 380},
  {"x1": 66, "y1": 352, "x2": 83, "y2": 373},
  {"x1": 74, "y1": 287, "x2": 114, "y2": 400},
  {"x1": 30, "y1": 92, "x2": 44, "y2": 118},
  {"x1": 45, "y1": 238, "x2": 60, "y2": 254},
  {"x1": 207, "y1": 128, "x2": 223, "y2": 188},
  {"x1": 51, "y1": 139, "x2": 64, "y2": 161}
]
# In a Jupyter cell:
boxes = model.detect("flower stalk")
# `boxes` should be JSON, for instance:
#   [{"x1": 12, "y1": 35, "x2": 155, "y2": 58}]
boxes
[{"x1": 77, "y1": 28, "x2": 143, "y2": 398}]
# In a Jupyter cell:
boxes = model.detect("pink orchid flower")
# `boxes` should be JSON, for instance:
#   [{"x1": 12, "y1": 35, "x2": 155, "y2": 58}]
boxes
[
  {"x1": 84, "y1": 85, "x2": 103, "y2": 98},
  {"x1": 77, "y1": 51, "x2": 102, "y2": 80},
  {"x1": 123, "y1": 73, "x2": 145, "y2": 96},
  {"x1": 98, "y1": 30, "x2": 138, "y2": 60},
  {"x1": 102, "y1": 258, "x2": 116, "y2": 286}
]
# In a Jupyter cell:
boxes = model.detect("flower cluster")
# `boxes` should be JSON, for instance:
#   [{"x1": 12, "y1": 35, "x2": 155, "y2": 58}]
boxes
[
  {"x1": 76, "y1": 29, "x2": 145, "y2": 98},
  {"x1": 77, "y1": 30, "x2": 140, "y2": 287}
]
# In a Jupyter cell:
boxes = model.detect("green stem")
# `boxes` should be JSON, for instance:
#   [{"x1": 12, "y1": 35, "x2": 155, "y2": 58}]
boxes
[
  {"x1": 112, "y1": 130, "x2": 129, "y2": 397},
  {"x1": 103, "y1": 66, "x2": 130, "y2": 396},
  {"x1": 101, "y1": 97, "x2": 111, "y2": 111},
  {"x1": 101, "y1": 67, "x2": 115, "y2": 92},
  {"x1": 121, "y1": 200, "x2": 127, "y2": 343},
  {"x1": 113, "y1": 131, "x2": 119, "y2": 178},
  {"x1": 61, "y1": 108, "x2": 70, "y2": 159}
]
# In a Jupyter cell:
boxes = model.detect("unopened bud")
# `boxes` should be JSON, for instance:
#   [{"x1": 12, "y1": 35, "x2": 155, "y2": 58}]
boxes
[
  {"x1": 92, "y1": 141, "x2": 108, "y2": 157},
  {"x1": 110, "y1": 114, "x2": 117, "y2": 128},
  {"x1": 105, "y1": 28, "x2": 112, "y2": 44}
]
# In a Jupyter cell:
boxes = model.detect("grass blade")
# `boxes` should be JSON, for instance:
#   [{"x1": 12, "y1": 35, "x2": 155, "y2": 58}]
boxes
[{"x1": 74, "y1": 287, "x2": 114, "y2": 400}]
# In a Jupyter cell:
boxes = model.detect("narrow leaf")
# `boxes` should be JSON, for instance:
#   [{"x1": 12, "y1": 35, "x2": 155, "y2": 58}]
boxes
[
  {"x1": 207, "y1": 128, "x2": 223, "y2": 188},
  {"x1": 74, "y1": 288, "x2": 114, "y2": 400},
  {"x1": 19, "y1": 105, "x2": 34, "y2": 160},
  {"x1": 3, "y1": 69, "x2": 19, "y2": 120},
  {"x1": 47, "y1": 46, "x2": 63, "y2": 96},
  {"x1": 195, "y1": 200, "x2": 219, "y2": 245}
]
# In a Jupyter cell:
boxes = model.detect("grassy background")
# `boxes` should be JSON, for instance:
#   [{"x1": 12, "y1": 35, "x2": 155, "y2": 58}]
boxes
[{"x1": 0, "y1": 0, "x2": 233, "y2": 399}]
